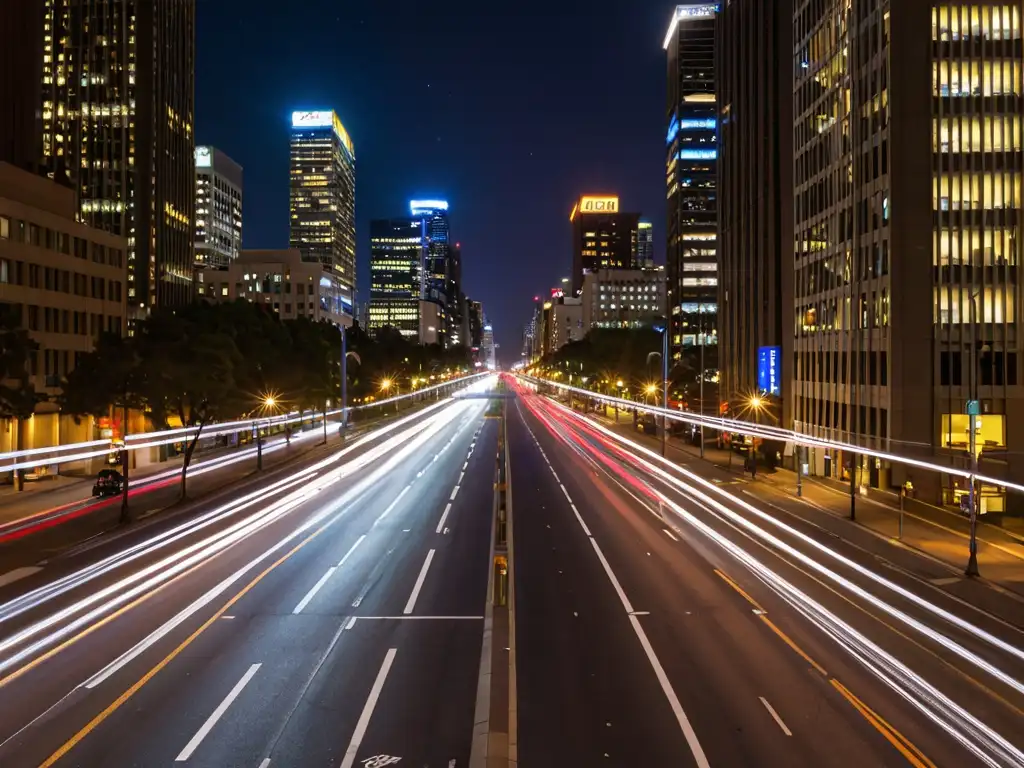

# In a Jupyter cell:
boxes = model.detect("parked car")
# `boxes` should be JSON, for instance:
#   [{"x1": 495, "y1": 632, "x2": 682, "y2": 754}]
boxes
[{"x1": 93, "y1": 469, "x2": 124, "y2": 497}]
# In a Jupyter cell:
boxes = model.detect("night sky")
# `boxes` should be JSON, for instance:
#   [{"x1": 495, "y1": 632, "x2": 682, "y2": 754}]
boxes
[{"x1": 195, "y1": 0, "x2": 672, "y2": 358}]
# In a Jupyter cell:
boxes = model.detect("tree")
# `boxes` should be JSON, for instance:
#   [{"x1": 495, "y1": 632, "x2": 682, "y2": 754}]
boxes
[{"x1": 0, "y1": 307, "x2": 41, "y2": 490}]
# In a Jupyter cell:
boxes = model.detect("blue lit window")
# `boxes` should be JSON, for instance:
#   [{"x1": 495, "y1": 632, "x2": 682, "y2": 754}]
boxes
[
  {"x1": 678, "y1": 118, "x2": 716, "y2": 130},
  {"x1": 678, "y1": 149, "x2": 718, "y2": 161},
  {"x1": 666, "y1": 117, "x2": 679, "y2": 145}
]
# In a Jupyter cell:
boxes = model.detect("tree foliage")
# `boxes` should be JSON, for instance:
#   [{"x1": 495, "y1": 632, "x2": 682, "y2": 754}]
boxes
[{"x1": 0, "y1": 306, "x2": 41, "y2": 421}]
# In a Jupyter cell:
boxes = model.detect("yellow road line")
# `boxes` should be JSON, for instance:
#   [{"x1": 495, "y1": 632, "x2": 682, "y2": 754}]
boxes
[
  {"x1": 713, "y1": 568, "x2": 766, "y2": 612},
  {"x1": 830, "y1": 679, "x2": 937, "y2": 768},
  {"x1": 758, "y1": 615, "x2": 828, "y2": 677},
  {"x1": 39, "y1": 523, "x2": 333, "y2": 767}
]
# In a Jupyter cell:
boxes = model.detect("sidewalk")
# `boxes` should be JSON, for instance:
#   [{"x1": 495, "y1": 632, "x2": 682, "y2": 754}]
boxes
[{"x1": 588, "y1": 404, "x2": 1024, "y2": 599}]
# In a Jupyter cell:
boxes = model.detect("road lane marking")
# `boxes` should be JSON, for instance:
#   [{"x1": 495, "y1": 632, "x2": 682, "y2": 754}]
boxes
[
  {"x1": 339, "y1": 648, "x2": 398, "y2": 768},
  {"x1": 293, "y1": 568, "x2": 336, "y2": 614},
  {"x1": 558, "y1": 483, "x2": 571, "y2": 501},
  {"x1": 450, "y1": 485, "x2": 460, "y2": 501},
  {"x1": 403, "y1": 549, "x2": 436, "y2": 614},
  {"x1": 662, "y1": 528, "x2": 679, "y2": 542},
  {"x1": 830, "y1": 679, "x2": 936, "y2": 768},
  {"x1": 759, "y1": 697, "x2": 792, "y2": 736},
  {"x1": 436, "y1": 503, "x2": 453, "y2": 534},
  {"x1": 589, "y1": 539, "x2": 635, "y2": 614},
  {"x1": 569, "y1": 505, "x2": 592, "y2": 537},
  {"x1": 459, "y1": 471, "x2": 465, "y2": 483},
  {"x1": 714, "y1": 569, "x2": 766, "y2": 612},
  {"x1": 338, "y1": 535, "x2": 367, "y2": 567},
  {"x1": 258, "y1": 759, "x2": 271, "y2": 768},
  {"x1": 349, "y1": 615, "x2": 483, "y2": 621},
  {"x1": 39, "y1": 508, "x2": 346, "y2": 767},
  {"x1": 175, "y1": 663, "x2": 262, "y2": 761},
  {"x1": 462, "y1": 461, "x2": 468, "y2": 470},
  {"x1": 375, "y1": 488, "x2": 410, "y2": 525}
]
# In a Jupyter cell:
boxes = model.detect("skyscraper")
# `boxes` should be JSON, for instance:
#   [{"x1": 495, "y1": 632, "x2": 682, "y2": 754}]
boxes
[
  {"x1": 637, "y1": 220, "x2": 655, "y2": 268},
  {"x1": 39, "y1": 0, "x2": 196, "y2": 311},
  {"x1": 569, "y1": 195, "x2": 640, "y2": 295},
  {"x1": 717, "y1": 0, "x2": 793, "y2": 419},
  {"x1": 664, "y1": 3, "x2": 718, "y2": 356},
  {"x1": 793, "y1": 2, "x2": 1022, "y2": 511},
  {"x1": 194, "y1": 147, "x2": 243, "y2": 269},
  {"x1": 0, "y1": 0, "x2": 43, "y2": 172},
  {"x1": 368, "y1": 217, "x2": 423, "y2": 339},
  {"x1": 289, "y1": 110, "x2": 356, "y2": 316},
  {"x1": 411, "y1": 199, "x2": 460, "y2": 345}
]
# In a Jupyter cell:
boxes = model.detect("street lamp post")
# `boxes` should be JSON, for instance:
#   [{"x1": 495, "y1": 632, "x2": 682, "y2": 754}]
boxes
[
  {"x1": 254, "y1": 420, "x2": 263, "y2": 471},
  {"x1": 966, "y1": 292, "x2": 982, "y2": 577}
]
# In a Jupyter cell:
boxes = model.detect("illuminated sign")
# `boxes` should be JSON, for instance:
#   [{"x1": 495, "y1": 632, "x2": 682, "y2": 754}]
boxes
[
  {"x1": 195, "y1": 146, "x2": 212, "y2": 167},
  {"x1": 292, "y1": 110, "x2": 333, "y2": 128},
  {"x1": 551, "y1": 288, "x2": 564, "y2": 299},
  {"x1": 291, "y1": 110, "x2": 354, "y2": 157},
  {"x1": 578, "y1": 196, "x2": 619, "y2": 215},
  {"x1": 666, "y1": 117, "x2": 679, "y2": 145},
  {"x1": 679, "y1": 118, "x2": 716, "y2": 130},
  {"x1": 758, "y1": 346, "x2": 781, "y2": 396},
  {"x1": 663, "y1": 4, "x2": 719, "y2": 49},
  {"x1": 678, "y1": 148, "x2": 717, "y2": 160},
  {"x1": 410, "y1": 200, "x2": 449, "y2": 215}
]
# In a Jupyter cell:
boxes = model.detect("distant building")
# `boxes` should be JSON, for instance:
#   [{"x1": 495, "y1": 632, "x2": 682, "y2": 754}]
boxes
[
  {"x1": 546, "y1": 296, "x2": 583, "y2": 353},
  {"x1": 289, "y1": 110, "x2": 356, "y2": 317},
  {"x1": 665, "y1": 4, "x2": 718, "y2": 357},
  {"x1": 481, "y1": 318, "x2": 497, "y2": 370},
  {"x1": 0, "y1": 162, "x2": 128, "y2": 452},
  {"x1": 198, "y1": 249, "x2": 350, "y2": 326},
  {"x1": 637, "y1": 220, "x2": 655, "y2": 268},
  {"x1": 0, "y1": 0, "x2": 43, "y2": 172},
  {"x1": 570, "y1": 194, "x2": 640, "y2": 295},
  {"x1": 368, "y1": 216, "x2": 446, "y2": 343},
  {"x1": 40, "y1": 0, "x2": 196, "y2": 312},
  {"x1": 581, "y1": 267, "x2": 666, "y2": 331},
  {"x1": 194, "y1": 147, "x2": 243, "y2": 269},
  {"x1": 467, "y1": 299, "x2": 484, "y2": 349},
  {"x1": 411, "y1": 200, "x2": 463, "y2": 346}
]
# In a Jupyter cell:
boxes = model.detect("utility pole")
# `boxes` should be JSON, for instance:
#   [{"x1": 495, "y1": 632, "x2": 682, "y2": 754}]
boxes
[
  {"x1": 340, "y1": 325, "x2": 348, "y2": 435},
  {"x1": 796, "y1": 445, "x2": 803, "y2": 497},
  {"x1": 120, "y1": 386, "x2": 130, "y2": 525},
  {"x1": 698, "y1": 307, "x2": 705, "y2": 459},
  {"x1": 255, "y1": 420, "x2": 263, "y2": 471},
  {"x1": 849, "y1": 452, "x2": 856, "y2": 521},
  {"x1": 662, "y1": 326, "x2": 668, "y2": 458},
  {"x1": 966, "y1": 294, "x2": 981, "y2": 576}
]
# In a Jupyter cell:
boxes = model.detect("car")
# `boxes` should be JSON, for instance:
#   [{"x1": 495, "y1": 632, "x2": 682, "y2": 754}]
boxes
[{"x1": 93, "y1": 469, "x2": 125, "y2": 497}]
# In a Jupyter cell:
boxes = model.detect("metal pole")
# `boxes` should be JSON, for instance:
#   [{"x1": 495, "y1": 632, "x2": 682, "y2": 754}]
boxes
[
  {"x1": 965, "y1": 294, "x2": 980, "y2": 577},
  {"x1": 899, "y1": 487, "x2": 904, "y2": 540},
  {"x1": 662, "y1": 327, "x2": 668, "y2": 457},
  {"x1": 120, "y1": 392, "x2": 130, "y2": 524},
  {"x1": 850, "y1": 452, "x2": 856, "y2": 521},
  {"x1": 699, "y1": 327, "x2": 705, "y2": 459},
  {"x1": 255, "y1": 421, "x2": 263, "y2": 471},
  {"x1": 322, "y1": 406, "x2": 327, "y2": 444},
  {"x1": 341, "y1": 325, "x2": 348, "y2": 434},
  {"x1": 796, "y1": 445, "x2": 803, "y2": 497}
]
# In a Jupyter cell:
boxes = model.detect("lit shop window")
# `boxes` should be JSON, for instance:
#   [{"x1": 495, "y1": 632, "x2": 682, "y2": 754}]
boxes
[
  {"x1": 940, "y1": 413, "x2": 1006, "y2": 451},
  {"x1": 933, "y1": 116, "x2": 1021, "y2": 152},
  {"x1": 933, "y1": 173, "x2": 1020, "y2": 211}
]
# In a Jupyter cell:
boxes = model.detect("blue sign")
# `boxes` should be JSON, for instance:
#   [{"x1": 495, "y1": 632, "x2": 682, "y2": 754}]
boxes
[
  {"x1": 678, "y1": 148, "x2": 717, "y2": 161},
  {"x1": 757, "y1": 346, "x2": 781, "y2": 396}
]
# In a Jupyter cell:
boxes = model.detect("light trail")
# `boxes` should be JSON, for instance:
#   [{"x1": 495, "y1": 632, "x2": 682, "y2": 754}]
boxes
[
  {"x1": 0, "y1": 398, "x2": 480, "y2": 675},
  {"x1": 517, "y1": 389, "x2": 1024, "y2": 766}
]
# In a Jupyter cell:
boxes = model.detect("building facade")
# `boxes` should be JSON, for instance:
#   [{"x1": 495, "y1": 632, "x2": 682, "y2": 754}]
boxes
[
  {"x1": 0, "y1": 0, "x2": 43, "y2": 172},
  {"x1": 411, "y1": 200, "x2": 463, "y2": 346},
  {"x1": 0, "y1": 162, "x2": 127, "y2": 452},
  {"x1": 570, "y1": 195, "x2": 640, "y2": 295},
  {"x1": 40, "y1": 0, "x2": 195, "y2": 312},
  {"x1": 637, "y1": 220, "x2": 655, "y2": 267},
  {"x1": 289, "y1": 110, "x2": 356, "y2": 317},
  {"x1": 717, "y1": 0, "x2": 794, "y2": 420},
  {"x1": 665, "y1": 4, "x2": 719, "y2": 357},
  {"x1": 793, "y1": 1, "x2": 1023, "y2": 513},
  {"x1": 581, "y1": 267, "x2": 667, "y2": 331},
  {"x1": 197, "y1": 249, "x2": 350, "y2": 326},
  {"x1": 195, "y1": 147, "x2": 242, "y2": 269}
]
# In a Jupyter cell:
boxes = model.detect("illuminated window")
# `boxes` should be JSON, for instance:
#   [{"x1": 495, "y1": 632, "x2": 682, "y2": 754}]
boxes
[
  {"x1": 933, "y1": 60, "x2": 1021, "y2": 96},
  {"x1": 933, "y1": 116, "x2": 1021, "y2": 152},
  {"x1": 934, "y1": 285, "x2": 1016, "y2": 323},
  {"x1": 933, "y1": 173, "x2": 1020, "y2": 210}
]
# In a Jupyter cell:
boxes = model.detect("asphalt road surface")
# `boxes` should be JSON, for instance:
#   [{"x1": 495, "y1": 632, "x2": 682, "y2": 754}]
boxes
[
  {"x1": 509, "y1": 382, "x2": 1024, "y2": 768},
  {"x1": 0, "y1": 391, "x2": 497, "y2": 768}
]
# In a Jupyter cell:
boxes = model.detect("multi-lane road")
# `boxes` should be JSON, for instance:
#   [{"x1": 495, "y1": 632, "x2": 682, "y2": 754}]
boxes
[{"x1": 0, "y1": 375, "x2": 1020, "y2": 767}]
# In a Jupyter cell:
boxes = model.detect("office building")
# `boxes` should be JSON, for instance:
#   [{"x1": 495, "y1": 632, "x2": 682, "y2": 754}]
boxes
[
  {"x1": 370, "y1": 221, "x2": 446, "y2": 344},
  {"x1": 717, "y1": 0, "x2": 793, "y2": 419},
  {"x1": 581, "y1": 267, "x2": 667, "y2": 331},
  {"x1": 289, "y1": 110, "x2": 356, "y2": 316},
  {"x1": 0, "y1": 0, "x2": 43, "y2": 171},
  {"x1": 410, "y1": 200, "x2": 464, "y2": 345},
  {"x1": 793, "y1": 2, "x2": 1023, "y2": 512},
  {"x1": 468, "y1": 299, "x2": 484, "y2": 349},
  {"x1": 40, "y1": 0, "x2": 196, "y2": 312},
  {"x1": 569, "y1": 195, "x2": 641, "y2": 295},
  {"x1": 664, "y1": 4, "x2": 718, "y2": 357},
  {"x1": 0, "y1": 162, "x2": 127, "y2": 454},
  {"x1": 637, "y1": 220, "x2": 655, "y2": 268},
  {"x1": 482, "y1": 318, "x2": 497, "y2": 370},
  {"x1": 198, "y1": 249, "x2": 349, "y2": 326},
  {"x1": 194, "y1": 147, "x2": 243, "y2": 269}
]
